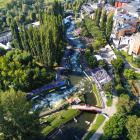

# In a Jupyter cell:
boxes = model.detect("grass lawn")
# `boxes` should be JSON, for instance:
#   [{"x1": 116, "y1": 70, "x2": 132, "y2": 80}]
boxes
[
  {"x1": 84, "y1": 114, "x2": 106, "y2": 140},
  {"x1": 120, "y1": 50, "x2": 140, "y2": 69},
  {"x1": 93, "y1": 84, "x2": 102, "y2": 107},
  {"x1": 41, "y1": 109, "x2": 81, "y2": 136},
  {"x1": 106, "y1": 98, "x2": 113, "y2": 107}
]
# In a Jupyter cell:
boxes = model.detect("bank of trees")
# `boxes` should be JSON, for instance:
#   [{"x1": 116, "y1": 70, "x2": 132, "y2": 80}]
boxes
[
  {"x1": 64, "y1": 0, "x2": 86, "y2": 11},
  {"x1": 0, "y1": 0, "x2": 44, "y2": 31},
  {"x1": 84, "y1": 49, "x2": 108, "y2": 70},
  {"x1": 0, "y1": 49, "x2": 54, "y2": 92},
  {"x1": 10, "y1": 0, "x2": 65, "y2": 66}
]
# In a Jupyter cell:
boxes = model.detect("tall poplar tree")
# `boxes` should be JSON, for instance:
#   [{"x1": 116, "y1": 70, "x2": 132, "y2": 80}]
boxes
[
  {"x1": 46, "y1": 28, "x2": 54, "y2": 67},
  {"x1": 10, "y1": 19, "x2": 23, "y2": 50},
  {"x1": 28, "y1": 25, "x2": 36, "y2": 56},
  {"x1": 100, "y1": 10, "x2": 107, "y2": 32},
  {"x1": 106, "y1": 14, "x2": 113, "y2": 40},
  {"x1": 33, "y1": 27, "x2": 43, "y2": 63},
  {"x1": 96, "y1": 8, "x2": 101, "y2": 26}
]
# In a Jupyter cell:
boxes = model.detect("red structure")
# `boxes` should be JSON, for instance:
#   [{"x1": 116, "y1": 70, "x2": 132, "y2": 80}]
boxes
[{"x1": 115, "y1": 1, "x2": 130, "y2": 8}]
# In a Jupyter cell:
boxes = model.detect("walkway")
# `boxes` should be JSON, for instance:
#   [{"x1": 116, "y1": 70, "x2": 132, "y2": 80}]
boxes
[
  {"x1": 89, "y1": 48, "x2": 118, "y2": 140},
  {"x1": 72, "y1": 104, "x2": 102, "y2": 112}
]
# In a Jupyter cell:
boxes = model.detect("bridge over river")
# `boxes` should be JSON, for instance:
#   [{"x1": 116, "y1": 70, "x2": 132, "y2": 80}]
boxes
[{"x1": 72, "y1": 104, "x2": 102, "y2": 113}]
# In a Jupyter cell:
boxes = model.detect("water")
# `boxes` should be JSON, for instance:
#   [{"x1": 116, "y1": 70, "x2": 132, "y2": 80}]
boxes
[
  {"x1": 33, "y1": 18, "x2": 97, "y2": 139},
  {"x1": 49, "y1": 18, "x2": 97, "y2": 140}
]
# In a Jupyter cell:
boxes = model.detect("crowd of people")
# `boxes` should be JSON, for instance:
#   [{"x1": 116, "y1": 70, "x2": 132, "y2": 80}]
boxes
[{"x1": 92, "y1": 67, "x2": 112, "y2": 86}]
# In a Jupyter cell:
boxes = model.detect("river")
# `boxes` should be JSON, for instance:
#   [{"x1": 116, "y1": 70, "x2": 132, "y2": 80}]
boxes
[{"x1": 49, "y1": 18, "x2": 97, "y2": 140}]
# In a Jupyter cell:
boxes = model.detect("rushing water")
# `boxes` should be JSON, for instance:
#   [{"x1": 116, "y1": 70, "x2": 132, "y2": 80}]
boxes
[{"x1": 49, "y1": 18, "x2": 97, "y2": 140}]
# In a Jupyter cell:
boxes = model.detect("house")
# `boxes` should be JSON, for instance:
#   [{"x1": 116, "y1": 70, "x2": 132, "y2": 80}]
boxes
[
  {"x1": 115, "y1": 0, "x2": 130, "y2": 8},
  {"x1": 80, "y1": 5, "x2": 94, "y2": 19},
  {"x1": 90, "y1": 2, "x2": 102, "y2": 9},
  {"x1": 121, "y1": 0, "x2": 140, "y2": 18},
  {"x1": 128, "y1": 32, "x2": 140, "y2": 55},
  {"x1": 113, "y1": 12, "x2": 140, "y2": 39},
  {"x1": 102, "y1": 4, "x2": 115, "y2": 15}
]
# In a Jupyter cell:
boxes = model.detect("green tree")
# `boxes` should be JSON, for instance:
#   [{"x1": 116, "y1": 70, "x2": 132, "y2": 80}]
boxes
[
  {"x1": 124, "y1": 68, "x2": 136, "y2": 79},
  {"x1": 103, "y1": 81, "x2": 114, "y2": 93},
  {"x1": 100, "y1": 10, "x2": 107, "y2": 32},
  {"x1": 0, "y1": 89, "x2": 43, "y2": 140},
  {"x1": 96, "y1": 8, "x2": 101, "y2": 26},
  {"x1": 88, "y1": 55, "x2": 97, "y2": 69},
  {"x1": 110, "y1": 0, "x2": 113, "y2": 5},
  {"x1": 6, "y1": 16, "x2": 13, "y2": 26},
  {"x1": 111, "y1": 58, "x2": 124, "y2": 72},
  {"x1": 103, "y1": 114, "x2": 126, "y2": 139},
  {"x1": 84, "y1": 49, "x2": 91, "y2": 60},
  {"x1": 106, "y1": 14, "x2": 113, "y2": 39},
  {"x1": 116, "y1": 98, "x2": 136, "y2": 115},
  {"x1": 19, "y1": 14, "x2": 25, "y2": 23},
  {"x1": 134, "y1": 55, "x2": 140, "y2": 68},
  {"x1": 30, "y1": 12, "x2": 36, "y2": 21},
  {"x1": 10, "y1": 19, "x2": 23, "y2": 50},
  {"x1": 126, "y1": 115, "x2": 140, "y2": 140},
  {"x1": 0, "y1": 47, "x2": 7, "y2": 57}
]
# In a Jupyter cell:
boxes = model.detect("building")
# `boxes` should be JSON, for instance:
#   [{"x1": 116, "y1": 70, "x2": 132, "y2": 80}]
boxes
[
  {"x1": 121, "y1": 0, "x2": 140, "y2": 18},
  {"x1": 115, "y1": 0, "x2": 130, "y2": 8},
  {"x1": 102, "y1": 4, "x2": 115, "y2": 15},
  {"x1": 128, "y1": 32, "x2": 140, "y2": 55},
  {"x1": 82, "y1": 5, "x2": 94, "y2": 14},
  {"x1": 80, "y1": 5, "x2": 94, "y2": 19},
  {"x1": 90, "y1": 2, "x2": 102, "y2": 9},
  {"x1": 112, "y1": 12, "x2": 140, "y2": 39}
]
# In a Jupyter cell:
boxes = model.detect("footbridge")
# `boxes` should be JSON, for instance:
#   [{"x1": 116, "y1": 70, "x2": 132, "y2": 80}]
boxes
[{"x1": 72, "y1": 104, "x2": 102, "y2": 113}]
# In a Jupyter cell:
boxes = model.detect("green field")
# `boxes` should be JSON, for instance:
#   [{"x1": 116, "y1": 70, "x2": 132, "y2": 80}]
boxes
[
  {"x1": 0, "y1": 0, "x2": 10, "y2": 9},
  {"x1": 41, "y1": 109, "x2": 81, "y2": 136}
]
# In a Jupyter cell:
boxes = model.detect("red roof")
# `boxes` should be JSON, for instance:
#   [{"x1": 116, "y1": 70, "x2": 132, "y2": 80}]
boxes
[{"x1": 69, "y1": 99, "x2": 73, "y2": 103}]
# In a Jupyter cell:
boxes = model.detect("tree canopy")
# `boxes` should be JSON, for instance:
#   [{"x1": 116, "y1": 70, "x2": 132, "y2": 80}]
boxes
[
  {"x1": 111, "y1": 58, "x2": 124, "y2": 72},
  {"x1": 0, "y1": 89, "x2": 43, "y2": 140},
  {"x1": 103, "y1": 81, "x2": 114, "y2": 93}
]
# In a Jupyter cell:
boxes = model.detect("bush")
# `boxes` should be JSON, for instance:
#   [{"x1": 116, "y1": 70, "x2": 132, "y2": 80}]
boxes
[
  {"x1": 87, "y1": 55, "x2": 97, "y2": 69},
  {"x1": 124, "y1": 68, "x2": 136, "y2": 79},
  {"x1": 98, "y1": 59, "x2": 108, "y2": 71},
  {"x1": 111, "y1": 58, "x2": 124, "y2": 72},
  {"x1": 120, "y1": 93, "x2": 130, "y2": 100},
  {"x1": 103, "y1": 81, "x2": 114, "y2": 94},
  {"x1": 84, "y1": 49, "x2": 91, "y2": 61},
  {"x1": 116, "y1": 84, "x2": 126, "y2": 95},
  {"x1": 115, "y1": 73, "x2": 121, "y2": 85}
]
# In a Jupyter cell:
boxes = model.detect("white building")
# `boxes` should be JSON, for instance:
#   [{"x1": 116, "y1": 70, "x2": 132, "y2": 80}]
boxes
[{"x1": 90, "y1": 3, "x2": 102, "y2": 9}]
